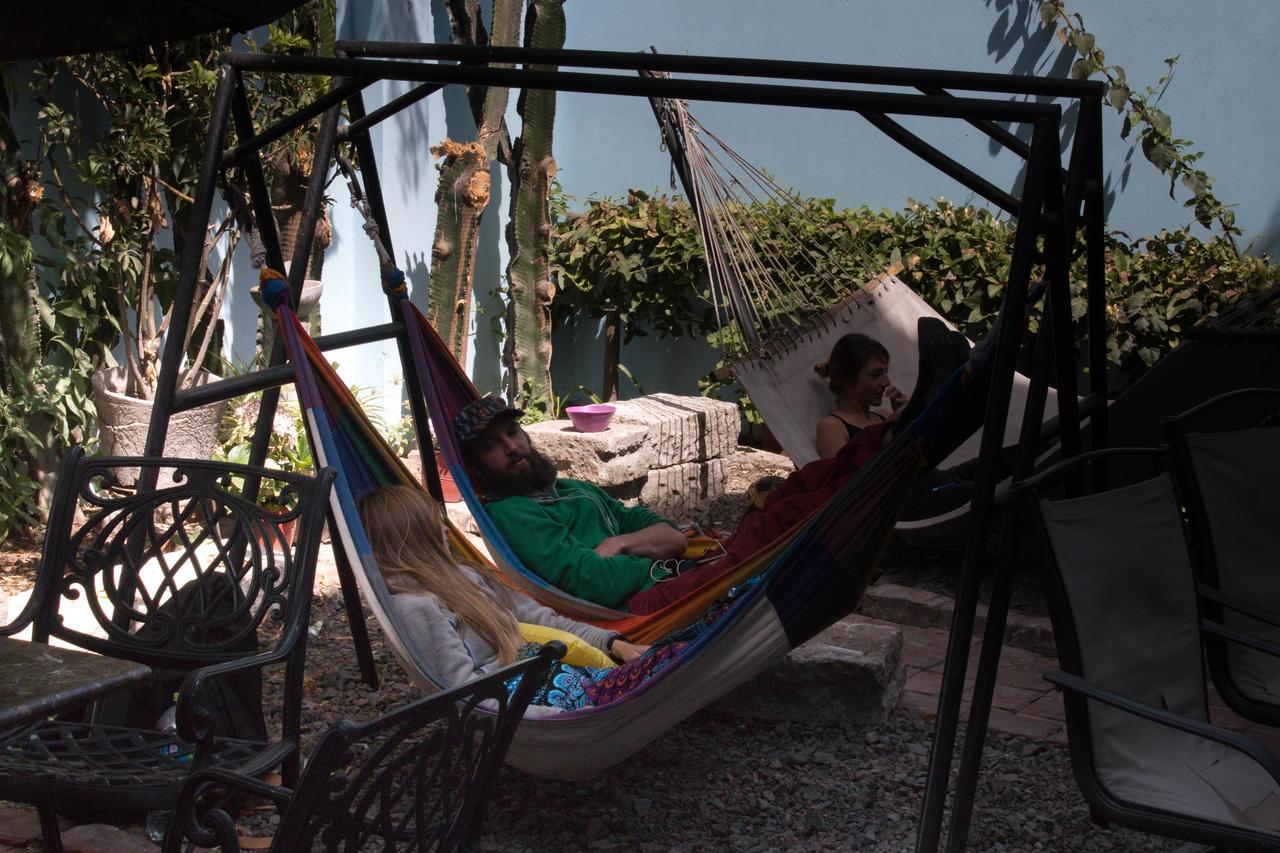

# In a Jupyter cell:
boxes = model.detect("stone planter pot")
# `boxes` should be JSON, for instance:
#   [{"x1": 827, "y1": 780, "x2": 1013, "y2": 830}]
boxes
[
  {"x1": 251, "y1": 277, "x2": 324, "y2": 354},
  {"x1": 91, "y1": 366, "x2": 227, "y2": 485}
]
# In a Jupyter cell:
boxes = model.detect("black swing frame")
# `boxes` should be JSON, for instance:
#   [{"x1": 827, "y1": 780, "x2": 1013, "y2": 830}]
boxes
[{"x1": 143, "y1": 42, "x2": 1109, "y2": 851}]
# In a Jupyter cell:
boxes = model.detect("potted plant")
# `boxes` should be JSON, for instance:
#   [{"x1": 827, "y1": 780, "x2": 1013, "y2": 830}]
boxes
[
  {"x1": 21, "y1": 3, "x2": 338, "y2": 480},
  {"x1": 215, "y1": 394, "x2": 313, "y2": 544}
]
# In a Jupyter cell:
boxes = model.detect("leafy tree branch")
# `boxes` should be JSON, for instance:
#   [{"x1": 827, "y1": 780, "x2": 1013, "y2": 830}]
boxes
[{"x1": 1039, "y1": 0, "x2": 1239, "y2": 243}]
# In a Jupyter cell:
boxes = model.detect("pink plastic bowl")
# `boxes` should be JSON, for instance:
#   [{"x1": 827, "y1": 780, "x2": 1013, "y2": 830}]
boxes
[{"x1": 566, "y1": 403, "x2": 616, "y2": 433}]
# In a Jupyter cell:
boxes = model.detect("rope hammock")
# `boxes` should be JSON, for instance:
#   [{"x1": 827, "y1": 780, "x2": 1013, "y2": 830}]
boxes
[
  {"x1": 652, "y1": 96, "x2": 1055, "y2": 483},
  {"x1": 257, "y1": 244, "x2": 999, "y2": 778}
]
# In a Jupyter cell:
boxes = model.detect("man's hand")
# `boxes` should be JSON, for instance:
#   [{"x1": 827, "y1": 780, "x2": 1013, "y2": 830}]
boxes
[{"x1": 592, "y1": 523, "x2": 686, "y2": 560}]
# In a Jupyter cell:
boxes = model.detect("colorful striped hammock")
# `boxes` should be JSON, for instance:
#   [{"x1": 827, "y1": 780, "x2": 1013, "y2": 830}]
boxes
[{"x1": 260, "y1": 266, "x2": 993, "y2": 779}]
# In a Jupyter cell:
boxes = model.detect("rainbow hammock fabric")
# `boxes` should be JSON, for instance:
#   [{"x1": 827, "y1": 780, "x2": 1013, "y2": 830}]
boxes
[{"x1": 260, "y1": 268, "x2": 993, "y2": 779}]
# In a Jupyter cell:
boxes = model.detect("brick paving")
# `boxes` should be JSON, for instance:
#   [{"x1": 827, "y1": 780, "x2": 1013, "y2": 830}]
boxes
[{"x1": 861, "y1": 583, "x2": 1280, "y2": 756}]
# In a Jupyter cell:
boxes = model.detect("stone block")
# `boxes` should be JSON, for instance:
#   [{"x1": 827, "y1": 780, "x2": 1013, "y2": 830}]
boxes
[
  {"x1": 62, "y1": 823, "x2": 152, "y2": 853},
  {"x1": 636, "y1": 457, "x2": 728, "y2": 520},
  {"x1": 609, "y1": 394, "x2": 739, "y2": 467},
  {"x1": 858, "y1": 582, "x2": 953, "y2": 629},
  {"x1": 524, "y1": 420, "x2": 656, "y2": 488},
  {"x1": 0, "y1": 804, "x2": 44, "y2": 846},
  {"x1": 709, "y1": 619, "x2": 905, "y2": 725}
]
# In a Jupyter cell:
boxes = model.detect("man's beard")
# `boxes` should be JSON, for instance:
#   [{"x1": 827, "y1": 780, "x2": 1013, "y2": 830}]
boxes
[{"x1": 480, "y1": 446, "x2": 559, "y2": 500}]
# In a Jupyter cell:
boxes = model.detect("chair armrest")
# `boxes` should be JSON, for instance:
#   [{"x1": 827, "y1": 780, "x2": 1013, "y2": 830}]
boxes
[
  {"x1": 1013, "y1": 446, "x2": 1167, "y2": 495},
  {"x1": 175, "y1": 648, "x2": 290, "y2": 744},
  {"x1": 1044, "y1": 670, "x2": 1280, "y2": 781},
  {"x1": 1198, "y1": 584, "x2": 1280, "y2": 631},
  {"x1": 164, "y1": 767, "x2": 294, "y2": 853},
  {"x1": 1202, "y1": 619, "x2": 1280, "y2": 660},
  {"x1": 0, "y1": 598, "x2": 40, "y2": 637}
]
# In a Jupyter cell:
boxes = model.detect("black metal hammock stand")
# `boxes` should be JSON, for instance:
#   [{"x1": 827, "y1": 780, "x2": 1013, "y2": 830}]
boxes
[{"x1": 138, "y1": 42, "x2": 1110, "y2": 851}]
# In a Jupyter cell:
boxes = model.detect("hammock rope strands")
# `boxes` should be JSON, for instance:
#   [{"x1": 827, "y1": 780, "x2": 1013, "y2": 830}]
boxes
[
  {"x1": 258, "y1": 258, "x2": 995, "y2": 778},
  {"x1": 655, "y1": 94, "x2": 884, "y2": 354}
]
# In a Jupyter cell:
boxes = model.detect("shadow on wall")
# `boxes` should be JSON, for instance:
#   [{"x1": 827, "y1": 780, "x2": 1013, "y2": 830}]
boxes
[
  {"x1": 981, "y1": 0, "x2": 1121, "y2": 220},
  {"x1": 1253, "y1": 199, "x2": 1280, "y2": 258},
  {"x1": 339, "y1": 0, "x2": 434, "y2": 196}
]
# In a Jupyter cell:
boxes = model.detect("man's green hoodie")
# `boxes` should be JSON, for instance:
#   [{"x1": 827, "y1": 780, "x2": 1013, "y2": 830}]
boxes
[{"x1": 485, "y1": 478, "x2": 675, "y2": 609}]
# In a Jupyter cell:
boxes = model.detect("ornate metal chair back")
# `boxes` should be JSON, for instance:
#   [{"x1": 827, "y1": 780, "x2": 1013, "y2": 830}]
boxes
[{"x1": 23, "y1": 446, "x2": 331, "y2": 676}]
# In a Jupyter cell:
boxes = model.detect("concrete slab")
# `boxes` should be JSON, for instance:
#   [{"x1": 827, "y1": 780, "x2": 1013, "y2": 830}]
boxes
[
  {"x1": 709, "y1": 618, "x2": 904, "y2": 726},
  {"x1": 524, "y1": 420, "x2": 655, "y2": 488}
]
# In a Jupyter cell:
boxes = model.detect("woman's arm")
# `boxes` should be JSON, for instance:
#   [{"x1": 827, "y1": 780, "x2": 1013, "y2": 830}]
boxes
[
  {"x1": 505, "y1": 582, "x2": 618, "y2": 652},
  {"x1": 391, "y1": 594, "x2": 487, "y2": 689},
  {"x1": 816, "y1": 415, "x2": 849, "y2": 459}
]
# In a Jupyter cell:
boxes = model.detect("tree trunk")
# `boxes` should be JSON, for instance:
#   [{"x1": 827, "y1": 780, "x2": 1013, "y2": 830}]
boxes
[{"x1": 602, "y1": 311, "x2": 621, "y2": 402}]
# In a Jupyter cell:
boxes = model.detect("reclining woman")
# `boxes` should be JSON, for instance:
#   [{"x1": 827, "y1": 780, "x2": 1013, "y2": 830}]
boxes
[
  {"x1": 359, "y1": 484, "x2": 683, "y2": 710},
  {"x1": 814, "y1": 332, "x2": 908, "y2": 459}
]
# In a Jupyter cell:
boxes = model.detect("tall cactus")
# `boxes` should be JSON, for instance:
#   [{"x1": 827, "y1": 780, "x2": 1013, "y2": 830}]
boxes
[
  {"x1": 426, "y1": 0, "x2": 520, "y2": 363},
  {"x1": 503, "y1": 0, "x2": 564, "y2": 409}
]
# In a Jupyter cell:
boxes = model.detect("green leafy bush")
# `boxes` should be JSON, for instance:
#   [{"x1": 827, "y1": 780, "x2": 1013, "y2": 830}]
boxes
[
  {"x1": 552, "y1": 189, "x2": 716, "y2": 340},
  {"x1": 553, "y1": 193, "x2": 1279, "y2": 409}
]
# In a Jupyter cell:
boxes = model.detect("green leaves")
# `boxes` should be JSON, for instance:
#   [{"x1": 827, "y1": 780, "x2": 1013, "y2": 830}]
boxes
[
  {"x1": 1042, "y1": 2, "x2": 1238, "y2": 242},
  {"x1": 551, "y1": 189, "x2": 714, "y2": 344}
]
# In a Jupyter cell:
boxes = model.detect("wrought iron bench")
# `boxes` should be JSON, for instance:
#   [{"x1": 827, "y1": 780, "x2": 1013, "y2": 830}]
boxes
[
  {"x1": 163, "y1": 641, "x2": 566, "y2": 852},
  {"x1": 0, "y1": 447, "x2": 335, "y2": 852}
]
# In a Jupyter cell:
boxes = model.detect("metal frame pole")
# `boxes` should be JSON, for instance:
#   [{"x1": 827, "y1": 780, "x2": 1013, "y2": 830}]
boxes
[
  {"x1": 942, "y1": 121, "x2": 1077, "y2": 851},
  {"x1": 142, "y1": 65, "x2": 238, "y2": 461},
  {"x1": 336, "y1": 71, "x2": 444, "y2": 501},
  {"x1": 916, "y1": 113, "x2": 1060, "y2": 853}
]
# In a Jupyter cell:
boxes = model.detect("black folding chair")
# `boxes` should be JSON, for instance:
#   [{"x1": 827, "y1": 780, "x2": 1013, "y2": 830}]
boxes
[
  {"x1": 1165, "y1": 387, "x2": 1280, "y2": 728},
  {"x1": 163, "y1": 642, "x2": 565, "y2": 852},
  {"x1": 1020, "y1": 447, "x2": 1280, "y2": 849},
  {"x1": 0, "y1": 447, "x2": 334, "y2": 852}
]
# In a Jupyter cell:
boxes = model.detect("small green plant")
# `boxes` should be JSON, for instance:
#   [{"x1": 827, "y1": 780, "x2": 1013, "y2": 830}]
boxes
[
  {"x1": 551, "y1": 189, "x2": 716, "y2": 400},
  {"x1": 215, "y1": 395, "x2": 311, "y2": 506}
]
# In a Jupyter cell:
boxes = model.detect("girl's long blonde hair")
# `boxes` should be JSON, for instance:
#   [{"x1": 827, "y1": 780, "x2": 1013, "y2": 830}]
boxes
[{"x1": 359, "y1": 485, "x2": 523, "y2": 664}]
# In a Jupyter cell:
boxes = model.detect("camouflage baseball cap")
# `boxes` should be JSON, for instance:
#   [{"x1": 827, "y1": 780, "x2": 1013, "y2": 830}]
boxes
[{"x1": 452, "y1": 396, "x2": 524, "y2": 443}]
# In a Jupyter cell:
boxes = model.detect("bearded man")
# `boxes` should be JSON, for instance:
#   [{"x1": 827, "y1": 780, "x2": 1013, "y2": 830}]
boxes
[{"x1": 452, "y1": 397, "x2": 689, "y2": 612}]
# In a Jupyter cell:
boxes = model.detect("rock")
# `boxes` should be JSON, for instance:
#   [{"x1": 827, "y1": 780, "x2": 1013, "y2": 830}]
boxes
[
  {"x1": 0, "y1": 804, "x2": 45, "y2": 846},
  {"x1": 609, "y1": 393, "x2": 740, "y2": 467},
  {"x1": 708, "y1": 619, "x2": 904, "y2": 725},
  {"x1": 524, "y1": 420, "x2": 655, "y2": 488},
  {"x1": 62, "y1": 823, "x2": 151, "y2": 853},
  {"x1": 635, "y1": 457, "x2": 729, "y2": 519}
]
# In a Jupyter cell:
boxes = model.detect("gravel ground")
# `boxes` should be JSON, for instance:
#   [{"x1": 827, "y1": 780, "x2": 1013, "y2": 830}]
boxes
[
  {"x1": 267, "y1": 445, "x2": 1171, "y2": 852},
  {"x1": 281, "y1": 591, "x2": 1175, "y2": 852}
]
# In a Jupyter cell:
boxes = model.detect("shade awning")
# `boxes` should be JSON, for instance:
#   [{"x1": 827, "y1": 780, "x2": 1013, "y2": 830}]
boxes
[{"x1": 1, "y1": 1, "x2": 310, "y2": 62}]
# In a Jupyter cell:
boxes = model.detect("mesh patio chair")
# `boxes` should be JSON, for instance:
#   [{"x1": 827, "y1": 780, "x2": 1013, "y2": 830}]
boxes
[
  {"x1": 0, "y1": 447, "x2": 334, "y2": 852},
  {"x1": 163, "y1": 642, "x2": 566, "y2": 852},
  {"x1": 1020, "y1": 447, "x2": 1280, "y2": 849},
  {"x1": 1165, "y1": 387, "x2": 1280, "y2": 727}
]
